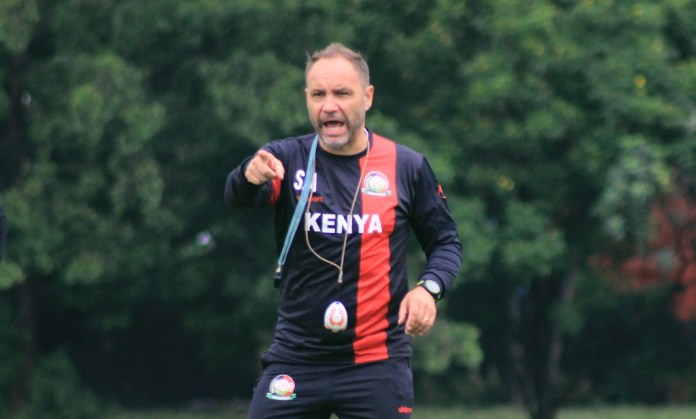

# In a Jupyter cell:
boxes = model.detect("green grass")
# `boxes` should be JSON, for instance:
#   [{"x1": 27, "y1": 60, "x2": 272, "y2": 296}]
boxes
[
  {"x1": 559, "y1": 406, "x2": 696, "y2": 419},
  {"x1": 105, "y1": 405, "x2": 696, "y2": 419}
]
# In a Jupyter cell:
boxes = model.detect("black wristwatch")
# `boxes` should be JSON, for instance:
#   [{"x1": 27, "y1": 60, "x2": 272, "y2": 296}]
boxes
[{"x1": 417, "y1": 279, "x2": 442, "y2": 301}]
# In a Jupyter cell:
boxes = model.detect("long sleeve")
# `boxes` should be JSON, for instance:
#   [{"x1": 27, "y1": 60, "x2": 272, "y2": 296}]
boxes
[
  {"x1": 409, "y1": 158, "x2": 462, "y2": 297},
  {"x1": 224, "y1": 155, "x2": 274, "y2": 208}
]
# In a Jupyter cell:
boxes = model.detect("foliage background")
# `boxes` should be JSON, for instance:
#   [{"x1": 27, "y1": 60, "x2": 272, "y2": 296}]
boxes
[{"x1": 1, "y1": 0, "x2": 696, "y2": 418}]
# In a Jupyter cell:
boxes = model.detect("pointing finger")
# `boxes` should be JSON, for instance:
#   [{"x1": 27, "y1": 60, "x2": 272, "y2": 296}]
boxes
[
  {"x1": 257, "y1": 150, "x2": 284, "y2": 181},
  {"x1": 246, "y1": 150, "x2": 285, "y2": 184}
]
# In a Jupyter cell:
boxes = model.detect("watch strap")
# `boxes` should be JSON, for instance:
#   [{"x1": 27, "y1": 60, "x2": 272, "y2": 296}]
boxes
[{"x1": 417, "y1": 279, "x2": 443, "y2": 301}]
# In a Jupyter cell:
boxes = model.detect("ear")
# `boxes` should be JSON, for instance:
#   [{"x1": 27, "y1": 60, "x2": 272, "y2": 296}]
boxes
[{"x1": 364, "y1": 85, "x2": 374, "y2": 111}]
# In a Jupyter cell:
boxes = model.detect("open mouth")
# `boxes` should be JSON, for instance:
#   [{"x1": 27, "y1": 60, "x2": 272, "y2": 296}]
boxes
[
  {"x1": 323, "y1": 120, "x2": 345, "y2": 129},
  {"x1": 321, "y1": 119, "x2": 347, "y2": 137}
]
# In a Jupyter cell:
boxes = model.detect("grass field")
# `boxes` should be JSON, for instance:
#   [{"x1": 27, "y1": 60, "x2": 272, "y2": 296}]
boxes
[{"x1": 105, "y1": 405, "x2": 696, "y2": 419}]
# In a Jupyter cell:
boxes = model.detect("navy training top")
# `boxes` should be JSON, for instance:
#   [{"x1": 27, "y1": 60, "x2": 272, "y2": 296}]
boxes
[{"x1": 225, "y1": 130, "x2": 462, "y2": 365}]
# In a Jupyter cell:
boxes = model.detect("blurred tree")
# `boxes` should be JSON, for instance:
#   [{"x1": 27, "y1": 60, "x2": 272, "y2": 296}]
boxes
[
  {"x1": 1, "y1": 0, "x2": 170, "y2": 409},
  {"x1": 1, "y1": 0, "x2": 484, "y2": 411},
  {"x1": 358, "y1": 0, "x2": 696, "y2": 418},
  {"x1": 2, "y1": 0, "x2": 696, "y2": 417}
]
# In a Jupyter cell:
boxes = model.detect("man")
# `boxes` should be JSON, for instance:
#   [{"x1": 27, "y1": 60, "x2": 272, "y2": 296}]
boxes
[{"x1": 225, "y1": 43, "x2": 461, "y2": 419}]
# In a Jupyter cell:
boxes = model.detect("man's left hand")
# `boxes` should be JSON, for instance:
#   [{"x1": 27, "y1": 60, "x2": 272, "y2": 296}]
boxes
[{"x1": 398, "y1": 286, "x2": 437, "y2": 336}]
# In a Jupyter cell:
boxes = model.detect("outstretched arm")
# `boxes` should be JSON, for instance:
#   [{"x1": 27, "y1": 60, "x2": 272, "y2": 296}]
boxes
[
  {"x1": 244, "y1": 150, "x2": 285, "y2": 185},
  {"x1": 225, "y1": 148, "x2": 285, "y2": 208}
]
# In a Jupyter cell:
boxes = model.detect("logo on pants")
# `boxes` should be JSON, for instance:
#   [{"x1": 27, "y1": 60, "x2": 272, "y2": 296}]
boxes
[{"x1": 266, "y1": 374, "x2": 297, "y2": 400}]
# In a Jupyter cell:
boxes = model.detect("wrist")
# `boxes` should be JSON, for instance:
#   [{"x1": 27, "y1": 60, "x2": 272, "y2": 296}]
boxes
[{"x1": 416, "y1": 278, "x2": 443, "y2": 301}]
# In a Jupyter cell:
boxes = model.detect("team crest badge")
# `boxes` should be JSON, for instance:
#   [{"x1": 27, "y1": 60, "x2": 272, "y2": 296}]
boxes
[
  {"x1": 266, "y1": 374, "x2": 297, "y2": 400},
  {"x1": 324, "y1": 301, "x2": 348, "y2": 332},
  {"x1": 362, "y1": 171, "x2": 392, "y2": 196}
]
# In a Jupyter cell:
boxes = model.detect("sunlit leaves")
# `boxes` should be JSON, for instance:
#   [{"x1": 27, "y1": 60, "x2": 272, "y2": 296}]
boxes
[
  {"x1": 448, "y1": 197, "x2": 496, "y2": 282},
  {"x1": 201, "y1": 51, "x2": 307, "y2": 145},
  {"x1": 501, "y1": 202, "x2": 566, "y2": 280},
  {"x1": 413, "y1": 319, "x2": 483, "y2": 374},
  {"x1": 0, "y1": 0, "x2": 38, "y2": 53},
  {"x1": 594, "y1": 135, "x2": 670, "y2": 243},
  {"x1": 0, "y1": 261, "x2": 24, "y2": 290},
  {"x1": 63, "y1": 253, "x2": 106, "y2": 285}
]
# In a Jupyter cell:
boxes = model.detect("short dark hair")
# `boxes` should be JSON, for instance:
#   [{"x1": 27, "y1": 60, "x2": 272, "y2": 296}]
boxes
[{"x1": 305, "y1": 43, "x2": 370, "y2": 87}]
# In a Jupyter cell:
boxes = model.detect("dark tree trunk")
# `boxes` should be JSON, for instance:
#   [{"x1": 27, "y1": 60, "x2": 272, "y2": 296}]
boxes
[
  {"x1": 4, "y1": 51, "x2": 30, "y2": 185},
  {"x1": 506, "y1": 269, "x2": 578, "y2": 419},
  {"x1": 12, "y1": 275, "x2": 38, "y2": 409},
  {"x1": 7, "y1": 48, "x2": 35, "y2": 411}
]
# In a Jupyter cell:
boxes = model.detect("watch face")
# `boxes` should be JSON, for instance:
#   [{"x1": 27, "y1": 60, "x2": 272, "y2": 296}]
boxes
[{"x1": 424, "y1": 279, "x2": 441, "y2": 294}]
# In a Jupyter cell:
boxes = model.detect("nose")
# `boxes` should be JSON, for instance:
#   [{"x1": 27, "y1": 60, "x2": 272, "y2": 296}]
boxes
[{"x1": 322, "y1": 94, "x2": 339, "y2": 113}]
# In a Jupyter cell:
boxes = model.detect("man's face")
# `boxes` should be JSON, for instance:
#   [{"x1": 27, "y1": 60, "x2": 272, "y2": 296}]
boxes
[{"x1": 305, "y1": 57, "x2": 374, "y2": 154}]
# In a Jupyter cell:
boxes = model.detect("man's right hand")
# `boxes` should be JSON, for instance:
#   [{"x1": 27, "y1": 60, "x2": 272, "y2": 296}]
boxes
[{"x1": 244, "y1": 150, "x2": 285, "y2": 185}]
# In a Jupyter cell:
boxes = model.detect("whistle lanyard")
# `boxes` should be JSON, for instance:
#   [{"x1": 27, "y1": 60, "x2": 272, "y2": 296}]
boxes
[{"x1": 274, "y1": 135, "x2": 319, "y2": 288}]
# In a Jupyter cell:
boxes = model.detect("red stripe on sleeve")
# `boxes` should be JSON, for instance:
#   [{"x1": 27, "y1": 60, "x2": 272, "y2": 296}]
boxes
[
  {"x1": 269, "y1": 178, "x2": 282, "y2": 205},
  {"x1": 354, "y1": 136, "x2": 398, "y2": 364}
]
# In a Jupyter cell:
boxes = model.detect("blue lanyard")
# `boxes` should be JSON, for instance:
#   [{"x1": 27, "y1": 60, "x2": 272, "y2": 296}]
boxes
[{"x1": 274, "y1": 135, "x2": 319, "y2": 288}]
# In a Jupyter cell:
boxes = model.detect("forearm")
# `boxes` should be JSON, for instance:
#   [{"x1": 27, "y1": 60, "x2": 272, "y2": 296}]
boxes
[
  {"x1": 419, "y1": 237, "x2": 462, "y2": 296},
  {"x1": 224, "y1": 157, "x2": 270, "y2": 208}
]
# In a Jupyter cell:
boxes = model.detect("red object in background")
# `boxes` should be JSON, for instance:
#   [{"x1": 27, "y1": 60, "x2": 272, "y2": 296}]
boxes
[{"x1": 618, "y1": 193, "x2": 696, "y2": 321}]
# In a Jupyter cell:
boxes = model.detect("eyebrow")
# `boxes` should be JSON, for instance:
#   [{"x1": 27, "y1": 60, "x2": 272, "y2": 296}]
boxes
[{"x1": 308, "y1": 87, "x2": 353, "y2": 94}]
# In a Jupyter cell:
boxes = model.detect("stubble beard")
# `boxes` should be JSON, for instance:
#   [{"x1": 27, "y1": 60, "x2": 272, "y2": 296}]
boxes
[
  {"x1": 313, "y1": 113, "x2": 365, "y2": 153},
  {"x1": 319, "y1": 129, "x2": 354, "y2": 151}
]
